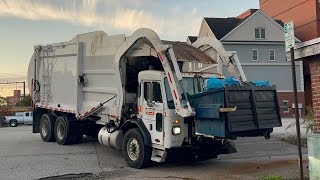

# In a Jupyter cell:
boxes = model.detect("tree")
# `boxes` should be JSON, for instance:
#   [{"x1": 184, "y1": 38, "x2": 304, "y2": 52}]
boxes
[
  {"x1": 0, "y1": 97, "x2": 9, "y2": 121},
  {"x1": 0, "y1": 96, "x2": 9, "y2": 107},
  {"x1": 15, "y1": 95, "x2": 32, "y2": 107}
]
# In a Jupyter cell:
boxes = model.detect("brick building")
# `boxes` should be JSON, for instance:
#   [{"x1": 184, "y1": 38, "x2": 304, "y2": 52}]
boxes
[
  {"x1": 6, "y1": 90, "x2": 24, "y2": 105},
  {"x1": 292, "y1": 38, "x2": 320, "y2": 179},
  {"x1": 260, "y1": 0, "x2": 320, "y2": 108},
  {"x1": 260, "y1": 0, "x2": 320, "y2": 42}
]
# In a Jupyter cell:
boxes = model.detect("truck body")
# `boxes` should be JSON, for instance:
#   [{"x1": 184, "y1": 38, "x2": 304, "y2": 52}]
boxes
[
  {"x1": 27, "y1": 28, "x2": 281, "y2": 168},
  {"x1": 5, "y1": 111, "x2": 33, "y2": 127}
]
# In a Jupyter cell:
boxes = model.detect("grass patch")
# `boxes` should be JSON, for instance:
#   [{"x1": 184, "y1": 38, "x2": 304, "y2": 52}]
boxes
[
  {"x1": 280, "y1": 134, "x2": 307, "y2": 147},
  {"x1": 257, "y1": 174, "x2": 284, "y2": 180}
]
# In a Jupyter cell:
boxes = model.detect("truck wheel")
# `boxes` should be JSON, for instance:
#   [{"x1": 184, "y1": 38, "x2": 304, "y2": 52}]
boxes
[
  {"x1": 9, "y1": 120, "x2": 18, "y2": 127},
  {"x1": 54, "y1": 116, "x2": 74, "y2": 145},
  {"x1": 122, "y1": 128, "x2": 151, "y2": 169},
  {"x1": 40, "y1": 114, "x2": 56, "y2": 142}
]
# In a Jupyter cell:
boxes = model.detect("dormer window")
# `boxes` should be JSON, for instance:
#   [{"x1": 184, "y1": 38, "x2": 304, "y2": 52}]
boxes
[{"x1": 255, "y1": 28, "x2": 266, "y2": 39}]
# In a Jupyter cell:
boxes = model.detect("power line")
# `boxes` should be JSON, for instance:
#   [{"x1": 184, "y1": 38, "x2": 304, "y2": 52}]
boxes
[{"x1": 0, "y1": 81, "x2": 26, "y2": 98}]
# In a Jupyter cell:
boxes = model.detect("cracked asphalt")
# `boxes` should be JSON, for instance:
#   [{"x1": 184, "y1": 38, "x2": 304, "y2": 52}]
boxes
[{"x1": 0, "y1": 122, "x2": 309, "y2": 180}]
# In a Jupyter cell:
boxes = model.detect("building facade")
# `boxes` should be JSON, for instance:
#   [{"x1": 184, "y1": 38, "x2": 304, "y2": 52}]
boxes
[
  {"x1": 260, "y1": 0, "x2": 320, "y2": 112},
  {"x1": 291, "y1": 37, "x2": 320, "y2": 179},
  {"x1": 7, "y1": 90, "x2": 24, "y2": 105},
  {"x1": 260, "y1": 0, "x2": 320, "y2": 42},
  {"x1": 187, "y1": 9, "x2": 304, "y2": 117}
]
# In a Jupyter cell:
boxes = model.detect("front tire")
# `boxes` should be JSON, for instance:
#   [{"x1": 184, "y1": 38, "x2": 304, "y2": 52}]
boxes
[
  {"x1": 123, "y1": 128, "x2": 152, "y2": 169},
  {"x1": 40, "y1": 114, "x2": 56, "y2": 142},
  {"x1": 9, "y1": 120, "x2": 18, "y2": 127}
]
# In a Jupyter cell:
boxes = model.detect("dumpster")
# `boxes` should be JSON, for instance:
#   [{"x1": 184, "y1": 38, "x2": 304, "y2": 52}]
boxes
[{"x1": 193, "y1": 83, "x2": 282, "y2": 139}]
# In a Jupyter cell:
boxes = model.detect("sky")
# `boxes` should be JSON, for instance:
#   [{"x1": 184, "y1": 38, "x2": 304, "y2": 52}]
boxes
[{"x1": 0, "y1": 0, "x2": 259, "y2": 97}]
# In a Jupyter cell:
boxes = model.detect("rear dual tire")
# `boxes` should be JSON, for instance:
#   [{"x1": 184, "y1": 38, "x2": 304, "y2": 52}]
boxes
[
  {"x1": 40, "y1": 114, "x2": 56, "y2": 142},
  {"x1": 40, "y1": 114, "x2": 83, "y2": 145},
  {"x1": 54, "y1": 116, "x2": 83, "y2": 145}
]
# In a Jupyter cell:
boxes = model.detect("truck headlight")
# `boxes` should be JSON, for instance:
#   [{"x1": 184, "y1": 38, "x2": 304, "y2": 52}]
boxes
[{"x1": 172, "y1": 126, "x2": 181, "y2": 135}]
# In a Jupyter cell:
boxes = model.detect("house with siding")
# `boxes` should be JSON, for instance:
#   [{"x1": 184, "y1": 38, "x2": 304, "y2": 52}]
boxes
[{"x1": 187, "y1": 9, "x2": 304, "y2": 118}]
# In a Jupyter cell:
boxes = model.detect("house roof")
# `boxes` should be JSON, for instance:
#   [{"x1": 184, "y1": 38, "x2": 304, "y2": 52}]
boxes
[
  {"x1": 204, "y1": 17, "x2": 243, "y2": 40},
  {"x1": 187, "y1": 36, "x2": 197, "y2": 44},
  {"x1": 161, "y1": 40, "x2": 214, "y2": 63},
  {"x1": 140, "y1": 39, "x2": 215, "y2": 63},
  {"x1": 204, "y1": 9, "x2": 285, "y2": 40}
]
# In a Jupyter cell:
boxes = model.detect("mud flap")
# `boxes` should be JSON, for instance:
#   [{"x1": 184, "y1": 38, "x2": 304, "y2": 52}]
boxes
[{"x1": 32, "y1": 108, "x2": 45, "y2": 133}]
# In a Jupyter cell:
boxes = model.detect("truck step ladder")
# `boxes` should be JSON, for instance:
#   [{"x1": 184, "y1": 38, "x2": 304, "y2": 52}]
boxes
[
  {"x1": 151, "y1": 148, "x2": 167, "y2": 163},
  {"x1": 40, "y1": 46, "x2": 52, "y2": 104}
]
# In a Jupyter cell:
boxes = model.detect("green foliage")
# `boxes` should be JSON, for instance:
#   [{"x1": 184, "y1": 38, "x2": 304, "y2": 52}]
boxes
[
  {"x1": 0, "y1": 96, "x2": 9, "y2": 116},
  {"x1": 286, "y1": 105, "x2": 314, "y2": 134},
  {"x1": 257, "y1": 174, "x2": 284, "y2": 180},
  {"x1": 0, "y1": 96, "x2": 9, "y2": 107},
  {"x1": 15, "y1": 95, "x2": 32, "y2": 107}
]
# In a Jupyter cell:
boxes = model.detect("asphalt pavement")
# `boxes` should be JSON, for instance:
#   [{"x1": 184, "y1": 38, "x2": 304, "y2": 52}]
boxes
[{"x1": 0, "y1": 125, "x2": 309, "y2": 180}]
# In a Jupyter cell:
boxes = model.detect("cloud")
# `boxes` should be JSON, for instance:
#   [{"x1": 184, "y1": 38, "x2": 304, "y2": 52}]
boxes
[
  {"x1": 0, "y1": 0, "x2": 165, "y2": 33},
  {"x1": 0, "y1": 0, "x2": 201, "y2": 39},
  {"x1": 0, "y1": 0, "x2": 105, "y2": 26},
  {"x1": 108, "y1": 8, "x2": 165, "y2": 32}
]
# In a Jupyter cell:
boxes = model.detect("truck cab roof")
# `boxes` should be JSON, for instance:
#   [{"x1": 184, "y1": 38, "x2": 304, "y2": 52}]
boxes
[{"x1": 138, "y1": 70, "x2": 164, "y2": 82}]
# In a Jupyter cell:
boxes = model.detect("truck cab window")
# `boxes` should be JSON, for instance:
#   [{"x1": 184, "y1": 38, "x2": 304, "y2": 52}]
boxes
[
  {"x1": 144, "y1": 82, "x2": 163, "y2": 103},
  {"x1": 25, "y1": 113, "x2": 30, "y2": 117}
]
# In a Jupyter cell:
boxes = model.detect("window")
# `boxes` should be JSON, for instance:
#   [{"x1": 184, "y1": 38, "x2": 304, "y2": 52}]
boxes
[
  {"x1": 144, "y1": 82, "x2": 163, "y2": 103},
  {"x1": 255, "y1": 28, "x2": 266, "y2": 39},
  {"x1": 252, "y1": 49, "x2": 258, "y2": 61},
  {"x1": 25, "y1": 113, "x2": 30, "y2": 117},
  {"x1": 188, "y1": 62, "x2": 192, "y2": 71},
  {"x1": 261, "y1": 28, "x2": 266, "y2": 38},
  {"x1": 164, "y1": 77, "x2": 208, "y2": 109},
  {"x1": 198, "y1": 63, "x2": 203, "y2": 68},
  {"x1": 282, "y1": 100, "x2": 289, "y2": 113},
  {"x1": 156, "y1": 113, "x2": 163, "y2": 132},
  {"x1": 269, "y1": 49, "x2": 275, "y2": 61}
]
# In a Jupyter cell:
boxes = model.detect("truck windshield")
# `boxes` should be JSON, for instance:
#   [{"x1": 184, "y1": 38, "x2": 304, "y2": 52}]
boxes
[{"x1": 164, "y1": 77, "x2": 207, "y2": 109}]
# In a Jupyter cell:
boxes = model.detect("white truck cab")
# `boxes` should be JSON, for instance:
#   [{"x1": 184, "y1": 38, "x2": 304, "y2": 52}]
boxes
[{"x1": 138, "y1": 71, "x2": 219, "y2": 148}]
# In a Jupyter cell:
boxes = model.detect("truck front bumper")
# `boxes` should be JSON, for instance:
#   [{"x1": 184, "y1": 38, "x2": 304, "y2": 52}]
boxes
[{"x1": 165, "y1": 139, "x2": 224, "y2": 162}]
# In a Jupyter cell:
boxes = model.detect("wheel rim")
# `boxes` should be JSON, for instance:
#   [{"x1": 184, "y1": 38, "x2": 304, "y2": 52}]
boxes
[
  {"x1": 127, "y1": 138, "x2": 140, "y2": 161},
  {"x1": 41, "y1": 119, "x2": 49, "y2": 137},
  {"x1": 57, "y1": 122, "x2": 65, "y2": 140},
  {"x1": 11, "y1": 121, "x2": 16, "y2": 126}
]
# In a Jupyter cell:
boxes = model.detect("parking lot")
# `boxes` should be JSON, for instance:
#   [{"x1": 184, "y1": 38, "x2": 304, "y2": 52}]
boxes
[{"x1": 0, "y1": 124, "x2": 309, "y2": 180}]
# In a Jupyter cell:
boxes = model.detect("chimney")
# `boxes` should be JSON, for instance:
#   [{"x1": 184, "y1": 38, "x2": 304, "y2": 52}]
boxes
[
  {"x1": 237, "y1": 9, "x2": 258, "y2": 19},
  {"x1": 14, "y1": 90, "x2": 21, "y2": 97}
]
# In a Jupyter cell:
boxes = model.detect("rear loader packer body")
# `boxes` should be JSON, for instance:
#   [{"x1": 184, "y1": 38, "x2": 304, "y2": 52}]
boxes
[{"x1": 28, "y1": 28, "x2": 281, "y2": 168}]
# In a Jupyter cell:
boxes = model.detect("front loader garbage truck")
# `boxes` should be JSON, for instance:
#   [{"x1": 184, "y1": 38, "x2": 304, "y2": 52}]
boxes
[{"x1": 28, "y1": 28, "x2": 282, "y2": 168}]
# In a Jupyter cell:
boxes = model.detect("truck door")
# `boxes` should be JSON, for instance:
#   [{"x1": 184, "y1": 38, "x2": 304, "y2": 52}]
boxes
[
  {"x1": 24, "y1": 112, "x2": 30, "y2": 123},
  {"x1": 142, "y1": 81, "x2": 164, "y2": 146},
  {"x1": 25, "y1": 112, "x2": 32, "y2": 124}
]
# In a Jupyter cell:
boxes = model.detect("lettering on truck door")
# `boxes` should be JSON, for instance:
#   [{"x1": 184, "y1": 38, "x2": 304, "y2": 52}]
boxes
[{"x1": 142, "y1": 81, "x2": 164, "y2": 146}]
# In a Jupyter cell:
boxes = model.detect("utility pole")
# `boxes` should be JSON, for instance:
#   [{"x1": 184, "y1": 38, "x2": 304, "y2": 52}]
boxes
[
  {"x1": 285, "y1": 21, "x2": 304, "y2": 180},
  {"x1": 0, "y1": 81, "x2": 26, "y2": 99}
]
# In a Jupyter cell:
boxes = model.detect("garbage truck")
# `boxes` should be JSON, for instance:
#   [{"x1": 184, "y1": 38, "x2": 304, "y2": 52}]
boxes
[{"x1": 27, "y1": 28, "x2": 282, "y2": 168}]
